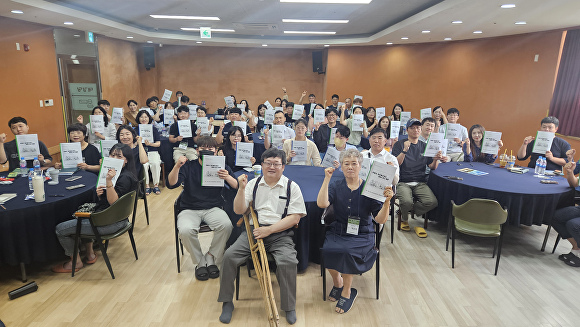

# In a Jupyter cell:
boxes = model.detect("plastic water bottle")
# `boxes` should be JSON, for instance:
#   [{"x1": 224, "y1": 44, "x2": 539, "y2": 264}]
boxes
[
  {"x1": 202, "y1": 100, "x2": 206, "y2": 106},
  {"x1": 28, "y1": 168, "x2": 34, "y2": 191},
  {"x1": 541, "y1": 157, "x2": 547, "y2": 175},
  {"x1": 33, "y1": 157, "x2": 41, "y2": 176},
  {"x1": 535, "y1": 157, "x2": 542, "y2": 174},
  {"x1": 20, "y1": 157, "x2": 27, "y2": 177}
]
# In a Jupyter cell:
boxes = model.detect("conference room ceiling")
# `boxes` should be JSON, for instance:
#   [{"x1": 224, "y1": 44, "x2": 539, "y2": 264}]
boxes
[{"x1": 2, "y1": 0, "x2": 579, "y2": 48}]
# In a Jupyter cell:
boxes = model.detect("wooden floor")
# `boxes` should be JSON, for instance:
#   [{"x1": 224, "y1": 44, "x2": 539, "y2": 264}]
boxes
[{"x1": 1, "y1": 186, "x2": 579, "y2": 327}]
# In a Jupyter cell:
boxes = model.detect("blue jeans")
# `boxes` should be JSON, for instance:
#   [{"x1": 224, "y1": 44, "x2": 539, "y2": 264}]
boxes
[{"x1": 56, "y1": 218, "x2": 129, "y2": 256}]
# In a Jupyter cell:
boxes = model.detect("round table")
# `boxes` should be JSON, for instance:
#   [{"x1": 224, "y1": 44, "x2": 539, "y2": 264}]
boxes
[
  {"x1": 427, "y1": 162, "x2": 575, "y2": 226},
  {"x1": 0, "y1": 170, "x2": 98, "y2": 271}
]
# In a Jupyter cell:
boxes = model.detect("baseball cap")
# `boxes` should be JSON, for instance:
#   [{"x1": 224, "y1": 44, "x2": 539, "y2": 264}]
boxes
[{"x1": 406, "y1": 118, "x2": 421, "y2": 129}]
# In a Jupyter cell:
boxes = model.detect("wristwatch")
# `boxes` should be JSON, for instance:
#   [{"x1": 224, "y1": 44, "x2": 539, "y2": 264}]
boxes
[{"x1": 402, "y1": 150, "x2": 408, "y2": 154}]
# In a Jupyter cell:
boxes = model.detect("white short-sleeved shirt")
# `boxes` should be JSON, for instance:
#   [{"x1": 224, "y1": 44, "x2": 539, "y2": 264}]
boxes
[
  {"x1": 270, "y1": 126, "x2": 296, "y2": 150},
  {"x1": 244, "y1": 175, "x2": 307, "y2": 226},
  {"x1": 360, "y1": 149, "x2": 400, "y2": 185}
]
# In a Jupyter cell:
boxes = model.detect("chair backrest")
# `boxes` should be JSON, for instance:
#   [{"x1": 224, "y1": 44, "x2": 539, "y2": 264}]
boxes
[
  {"x1": 452, "y1": 199, "x2": 508, "y2": 225},
  {"x1": 321, "y1": 204, "x2": 335, "y2": 225},
  {"x1": 90, "y1": 191, "x2": 137, "y2": 227},
  {"x1": 174, "y1": 191, "x2": 183, "y2": 216}
]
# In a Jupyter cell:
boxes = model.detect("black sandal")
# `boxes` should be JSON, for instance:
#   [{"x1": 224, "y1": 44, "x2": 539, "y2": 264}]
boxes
[
  {"x1": 195, "y1": 265, "x2": 209, "y2": 281},
  {"x1": 335, "y1": 288, "x2": 358, "y2": 314},
  {"x1": 328, "y1": 286, "x2": 343, "y2": 302},
  {"x1": 559, "y1": 252, "x2": 574, "y2": 261},
  {"x1": 564, "y1": 256, "x2": 580, "y2": 267},
  {"x1": 207, "y1": 264, "x2": 220, "y2": 279}
]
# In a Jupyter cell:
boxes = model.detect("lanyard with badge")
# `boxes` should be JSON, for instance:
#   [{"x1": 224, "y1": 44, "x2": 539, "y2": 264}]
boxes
[{"x1": 346, "y1": 180, "x2": 362, "y2": 235}]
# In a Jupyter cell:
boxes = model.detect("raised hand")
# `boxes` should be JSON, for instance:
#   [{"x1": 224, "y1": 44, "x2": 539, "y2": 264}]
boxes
[
  {"x1": 176, "y1": 156, "x2": 187, "y2": 168},
  {"x1": 105, "y1": 168, "x2": 117, "y2": 181},
  {"x1": 238, "y1": 174, "x2": 248, "y2": 189},
  {"x1": 523, "y1": 136, "x2": 534, "y2": 145},
  {"x1": 324, "y1": 167, "x2": 335, "y2": 179},
  {"x1": 0, "y1": 133, "x2": 5, "y2": 144}
]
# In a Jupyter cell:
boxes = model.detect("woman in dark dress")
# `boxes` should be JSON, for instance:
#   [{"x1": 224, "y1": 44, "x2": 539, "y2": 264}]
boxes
[
  {"x1": 317, "y1": 148, "x2": 393, "y2": 314},
  {"x1": 52, "y1": 144, "x2": 139, "y2": 273},
  {"x1": 222, "y1": 126, "x2": 256, "y2": 172},
  {"x1": 116, "y1": 124, "x2": 148, "y2": 176}
]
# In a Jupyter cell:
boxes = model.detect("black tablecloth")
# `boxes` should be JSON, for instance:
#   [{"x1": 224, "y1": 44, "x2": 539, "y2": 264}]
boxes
[
  {"x1": 234, "y1": 165, "x2": 344, "y2": 271},
  {"x1": 0, "y1": 171, "x2": 98, "y2": 266},
  {"x1": 427, "y1": 162, "x2": 575, "y2": 226}
]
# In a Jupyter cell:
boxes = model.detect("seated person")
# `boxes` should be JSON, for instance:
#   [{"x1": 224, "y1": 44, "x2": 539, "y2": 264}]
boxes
[
  {"x1": 171, "y1": 91, "x2": 183, "y2": 108},
  {"x1": 317, "y1": 149, "x2": 394, "y2": 314},
  {"x1": 327, "y1": 94, "x2": 340, "y2": 111},
  {"x1": 392, "y1": 119, "x2": 446, "y2": 236},
  {"x1": 52, "y1": 144, "x2": 138, "y2": 273},
  {"x1": 438, "y1": 108, "x2": 468, "y2": 162},
  {"x1": 77, "y1": 106, "x2": 118, "y2": 149},
  {"x1": 218, "y1": 148, "x2": 307, "y2": 325},
  {"x1": 298, "y1": 92, "x2": 316, "y2": 117},
  {"x1": 169, "y1": 106, "x2": 199, "y2": 162},
  {"x1": 116, "y1": 125, "x2": 148, "y2": 175},
  {"x1": 282, "y1": 119, "x2": 322, "y2": 166},
  {"x1": 264, "y1": 110, "x2": 296, "y2": 150},
  {"x1": 313, "y1": 108, "x2": 340, "y2": 155},
  {"x1": 284, "y1": 101, "x2": 297, "y2": 127},
  {"x1": 222, "y1": 126, "x2": 256, "y2": 172},
  {"x1": 340, "y1": 105, "x2": 368, "y2": 150},
  {"x1": 388, "y1": 103, "x2": 403, "y2": 128},
  {"x1": 0, "y1": 116, "x2": 52, "y2": 171},
  {"x1": 517, "y1": 116, "x2": 570, "y2": 171},
  {"x1": 124, "y1": 100, "x2": 139, "y2": 126},
  {"x1": 364, "y1": 106, "x2": 378, "y2": 130},
  {"x1": 360, "y1": 128, "x2": 399, "y2": 185},
  {"x1": 134, "y1": 111, "x2": 162, "y2": 194},
  {"x1": 196, "y1": 106, "x2": 215, "y2": 135},
  {"x1": 55, "y1": 123, "x2": 101, "y2": 174},
  {"x1": 307, "y1": 103, "x2": 325, "y2": 133},
  {"x1": 432, "y1": 106, "x2": 447, "y2": 131},
  {"x1": 216, "y1": 108, "x2": 253, "y2": 145},
  {"x1": 255, "y1": 104, "x2": 267, "y2": 133},
  {"x1": 146, "y1": 97, "x2": 162, "y2": 123},
  {"x1": 167, "y1": 136, "x2": 238, "y2": 280},
  {"x1": 463, "y1": 124, "x2": 503, "y2": 163},
  {"x1": 551, "y1": 159, "x2": 580, "y2": 267},
  {"x1": 328, "y1": 125, "x2": 357, "y2": 169},
  {"x1": 419, "y1": 117, "x2": 435, "y2": 143},
  {"x1": 373, "y1": 116, "x2": 396, "y2": 150}
]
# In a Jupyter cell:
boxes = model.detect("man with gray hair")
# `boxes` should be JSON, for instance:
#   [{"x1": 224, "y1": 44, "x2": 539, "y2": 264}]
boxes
[{"x1": 517, "y1": 116, "x2": 570, "y2": 171}]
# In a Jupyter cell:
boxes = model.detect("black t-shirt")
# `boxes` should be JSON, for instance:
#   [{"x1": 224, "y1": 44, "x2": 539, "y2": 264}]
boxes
[
  {"x1": 284, "y1": 114, "x2": 295, "y2": 127},
  {"x1": 3, "y1": 139, "x2": 53, "y2": 171},
  {"x1": 223, "y1": 145, "x2": 252, "y2": 172},
  {"x1": 303, "y1": 103, "x2": 314, "y2": 117},
  {"x1": 520, "y1": 136, "x2": 571, "y2": 171},
  {"x1": 167, "y1": 159, "x2": 235, "y2": 210},
  {"x1": 131, "y1": 146, "x2": 143, "y2": 176},
  {"x1": 95, "y1": 169, "x2": 138, "y2": 212},
  {"x1": 313, "y1": 123, "x2": 338, "y2": 153},
  {"x1": 134, "y1": 125, "x2": 161, "y2": 152},
  {"x1": 169, "y1": 120, "x2": 198, "y2": 148},
  {"x1": 392, "y1": 139, "x2": 433, "y2": 183},
  {"x1": 82, "y1": 144, "x2": 101, "y2": 174},
  {"x1": 221, "y1": 122, "x2": 253, "y2": 141}
]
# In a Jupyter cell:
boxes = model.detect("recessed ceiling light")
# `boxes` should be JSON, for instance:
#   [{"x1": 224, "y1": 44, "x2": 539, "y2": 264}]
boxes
[
  {"x1": 11, "y1": 10, "x2": 23, "y2": 14},
  {"x1": 452, "y1": 21, "x2": 462, "y2": 24},
  {"x1": 280, "y1": 0, "x2": 372, "y2": 3},
  {"x1": 72, "y1": 59, "x2": 80, "y2": 65},
  {"x1": 282, "y1": 19, "x2": 349, "y2": 24},
  {"x1": 501, "y1": 4, "x2": 516, "y2": 9},
  {"x1": 473, "y1": 31, "x2": 483, "y2": 34},
  {"x1": 444, "y1": 37, "x2": 452, "y2": 41},
  {"x1": 262, "y1": 44, "x2": 268, "y2": 47},
  {"x1": 401, "y1": 37, "x2": 408, "y2": 40},
  {"x1": 324, "y1": 44, "x2": 330, "y2": 47},
  {"x1": 70, "y1": 55, "x2": 77, "y2": 59},
  {"x1": 150, "y1": 15, "x2": 220, "y2": 20},
  {"x1": 64, "y1": 22, "x2": 74, "y2": 25},
  {"x1": 196, "y1": 41, "x2": 202, "y2": 44},
  {"x1": 73, "y1": 34, "x2": 81, "y2": 38},
  {"x1": 126, "y1": 36, "x2": 134, "y2": 39},
  {"x1": 283, "y1": 31, "x2": 336, "y2": 34},
  {"x1": 386, "y1": 42, "x2": 393, "y2": 45},
  {"x1": 422, "y1": 30, "x2": 430, "y2": 33},
  {"x1": 181, "y1": 28, "x2": 235, "y2": 32},
  {"x1": 515, "y1": 21, "x2": 527, "y2": 25}
]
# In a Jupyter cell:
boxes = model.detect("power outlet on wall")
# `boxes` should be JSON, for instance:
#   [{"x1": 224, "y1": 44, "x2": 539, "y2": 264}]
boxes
[
  {"x1": 44, "y1": 99, "x2": 53, "y2": 106},
  {"x1": 39, "y1": 100, "x2": 43, "y2": 107}
]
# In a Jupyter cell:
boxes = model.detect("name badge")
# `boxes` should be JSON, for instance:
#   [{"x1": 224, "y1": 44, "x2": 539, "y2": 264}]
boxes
[
  {"x1": 346, "y1": 216, "x2": 360, "y2": 235},
  {"x1": 179, "y1": 142, "x2": 188, "y2": 149}
]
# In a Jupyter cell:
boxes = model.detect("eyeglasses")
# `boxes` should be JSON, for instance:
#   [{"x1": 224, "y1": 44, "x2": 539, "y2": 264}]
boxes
[
  {"x1": 262, "y1": 162, "x2": 283, "y2": 168},
  {"x1": 231, "y1": 134, "x2": 242, "y2": 139}
]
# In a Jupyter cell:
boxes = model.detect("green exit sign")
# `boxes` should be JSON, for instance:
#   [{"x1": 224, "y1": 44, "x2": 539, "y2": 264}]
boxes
[{"x1": 86, "y1": 31, "x2": 94, "y2": 43}]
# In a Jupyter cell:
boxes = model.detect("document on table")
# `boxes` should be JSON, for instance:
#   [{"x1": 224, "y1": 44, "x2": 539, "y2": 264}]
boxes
[
  {"x1": 376, "y1": 107, "x2": 386, "y2": 120},
  {"x1": 161, "y1": 89, "x2": 172, "y2": 102},
  {"x1": 481, "y1": 131, "x2": 502, "y2": 155},
  {"x1": 271, "y1": 125, "x2": 285, "y2": 144},
  {"x1": 100, "y1": 140, "x2": 117, "y2": 157},
  {"x1": 400, "y1": 112, "x2": 411, "y2": 126},
  {"x1": 423, "y1": 132, "x2": 445, "y2": 157},
  {"x1": 532, "y1": 131, "x2": 555, "y2": 154},
  {"x1": 16, "y1": 134, "x2": 40, "y2": 160},
  {"x1": 292, "y1": 104, "x2": 304, "y2": 120},
  {"x1": 196, "y1": 117, "x2": 210, "y2": 135},
  {"x1": 359, "y1": 157, "x2": 372, "y2": 180},
  {"x1": 445, "y1": 123, "x2": 461, "y2": 140},
  {"x1": 233, "y1": 121, "x2": 247, "y2": 135},
  {"x1": 264, "y1": 109, "x2": 275, "y2": 125},
  {"x1": 164, "y1": 109, "x2": 175, "y2": 125},
  {"x1": 202, "y1": 156, "x2": 226, "y2": 187},
  {"x1": 352, "y1": 114, "x2": 364, "y2": 132},
  {"x1": 321, "y1": 146, "x2": 340, "y2": 168},
  {"x1": 90, "y1": 115, "x2": 105, "y2": 134},
  {"x1": 96, "y1": 157, "x2": 124, "y2": 188},
  {"x1": 111, "y1": 107, "x2": 124, "y2": 124},
  {"x1": 292, "y1": 140, "x2": 307, "y2": 162},
  {"x1": 361, "y1": 162, "x2": 396, "y2": 202},
  {"x1": 420, "y1": 108, "x2": 432, "y2": 120},
  {"x1": 139, "y1": 124, "x2": 154, "y2": 143},
  {"x1": 313, "y1": 109, "x2": 325, "y2": 124},
  {"x1": 390, "y1": 121, "x2": 401, "y2": 139},
  {"x1": 60, "y1": 142, "x2": 83, "y2": 169},
  {"x1": 235, "y1": 142, "x2": 254, "y2": 167},
  {"x1": 178, "y1": 120, "x2": 192, "y2": 138}
]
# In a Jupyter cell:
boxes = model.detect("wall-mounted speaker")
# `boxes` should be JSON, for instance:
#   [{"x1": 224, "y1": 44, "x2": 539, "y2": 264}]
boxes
[
  {"x1": 144, "y1": 46, "x2": 155, "y2": 70},
  {"x1": 312, "y1": 51, "x2": 324, "y2": 74}
]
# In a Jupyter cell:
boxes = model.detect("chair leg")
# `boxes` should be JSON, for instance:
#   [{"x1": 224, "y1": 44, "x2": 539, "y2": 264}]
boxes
[
  {"x1": 492, "y1": 237, "x2": 499, "y2": 258},
  {"x1": 390, "y1": 208, "x2": 395, "y2": 243},
  {"x1": 128, "y1": 230, "x2": 138, "y2": 260},
  {"x1": 541, "y1": 225, "x2": 551, "y2": 252},
  {"x1": 494, "y1": 226, "x2": 505, "y2": 276},
  {"x1": 246, "y1": 258, "x2": 252, "y2": 278},
  {"x1": 20, "y1": 262, "x2": 27, "y2": 283},
  {"x1": 552, "y1": 235, "x2": 561, "y2": 254},
  {"x1": 235, "y1": 266, "x2": 240, "y2": 301},
  {"x1": 445, "y1": 212, "x2": 453, "y2": 251},
  {"x1": 142, "y1": 188, "x2": 150, "y2": 226},
  {"x1": 397, "y1": 209, "x2": 401, "y2": 231},
  {"x1": 104, "y1": 240, "x2": 109, "y2": 252},
  {"x1": 322, "y1": 258, "x2": 326, "y2": 301},
  {"x1": 71, "y1": 219, "x2": 82, "y2": 277},
  {"x1": 423, "y1": 214, "x2": 428, "y2": 229},
  {"x1": 376, "y1": 253, "x2": 380, "y2": 300},
  {"x1": 451, "y1": 227, "x2": 456, "y2": 269},
  {"x1": 96, "y1": 235, "x2": 115, "y2": 279}
]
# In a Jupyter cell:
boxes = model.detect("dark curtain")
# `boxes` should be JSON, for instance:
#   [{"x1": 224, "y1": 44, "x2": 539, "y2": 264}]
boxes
[{"x1": 549, "y1": 29, "x2": 580, "y2": 136}]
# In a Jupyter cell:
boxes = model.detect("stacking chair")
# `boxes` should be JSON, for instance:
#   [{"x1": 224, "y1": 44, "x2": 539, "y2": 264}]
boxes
[
  {"x1": 541, "y1": 194, "x2": 580, "y2": 252},
  {"x1": 447, "y1": 199, "x2": 508, "y2": 275},
  {"x1": 319, "y1": 205, "x2": 383, "y2": 300},
  {"x1": 71, "y1": 190, "x2": 138, "y2": 279},
  {"x1": 133, "y1": 168, "x2": 150, "y2": 225}
]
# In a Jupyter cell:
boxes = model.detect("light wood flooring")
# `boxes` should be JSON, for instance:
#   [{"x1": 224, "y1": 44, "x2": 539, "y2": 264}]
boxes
[{"x1": 1, "y1": 186, "x2": 579, "y2": 327}]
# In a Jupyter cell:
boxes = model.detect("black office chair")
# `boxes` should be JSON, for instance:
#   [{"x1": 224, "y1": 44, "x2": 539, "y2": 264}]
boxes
[{"x1": 133, "y1": 168, "x2": 150, "y2": 225}]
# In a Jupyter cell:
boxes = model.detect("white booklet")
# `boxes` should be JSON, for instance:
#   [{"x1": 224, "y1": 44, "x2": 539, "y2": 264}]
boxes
[
  {"x1": 96, "y1": 157, "x2": 124, "y2": 188},
  {"x1": 423, "y1": 132, "x2": 445, "y2": 157},
  {"x1": 178, "y1": 120, "x2": 192, "y2": 138},
  {"x1": 328, "y1": 127, "x2": 337, "y2": 145},
  {"x1": 233, "y1": 121, "x2": 247, "y2": 135},
  {"x1": 139, "y1": 124, "x2": 154, "y2": 143},
  {"x1": 292, "y1": 140, "x2": 307, "y2": 162},
  {"x1": 359, "y1": 157, "x2": 372, "y2": 180},
  {"x1": 111, "y1": 107, "x2": 124, "y2": 124},
  {"x1": 264, "y1": 101, "x2": 274, "y2": 111},
  {"x1": 322, "y1": 146, "x2": 341, "y2": 168},
  {"x1": 271, "y1": 125, "x2": 285, "y2": 144},
  {"x1": 420, "y1": 108, "x2": 432, "y2": 120},
  {"x1": 361, "y1": 161, "x2": 397, "y2": 202},
  {"x1": 390, "y1": 121, "x2": 401, "y2": 139},
  {"x1": 60, "y1": 142, "x2": 83, "y2": 169},
  {"x1": 352, "y1": 114, "x2": 364, "y2": 132},
  {"x1": 196, "y1": 117, "x2": 210, "y2": 135},
  {"x1": 445, "y1": 123, "x2": 461, "y2": 140},
  {"x1": 16, "y1": 134, "x2": 40, "y2": 160},
  {"x1": 264, "y1": 109, "x2": 275, "y2": 125},
  {"x1": 188, "y1": 105, "x2": 197, "y2": 121},
  {"x1": 235, "y1": 142, "x2": 253, "y2": 167},
  {"x1": 481, "y1": 131, "x2": 502, "y2": 155},
  {"x1": 400, "y1": 112, "x2": 411, "y2": 126},
  {"x1": 202, "y1": 156, "x2": 226, "y2": 187},
  {"x1": 532, "y1": 131, "x2": 555, "y2": 154},
  {"x1": 163, "y1": 109, "x2": 175, "y2": 125},
  {"x1": 90, "y1": 115, "x2": 105, "y2": 134},
  {"x1": 376, "y1": 107, "x2": 386, "y2": 120},
  {"x1": 354, "y1": 95, "x2": 363, "y2": 100},
  {"x1": 224, "y1": 96, "x2": 235, "y2": 108},
  {"x1": 313, "y1": 109, "x2": 325, "y2": 124},
  {"x1": 292, "y1": 104, "x2": 304, "y2": 120},
  {"x1": 161, "y1": 89, "x2": 172, "y2": 102},
  {"x1": 100, "y1": 140, "x2": 118, "y2": 157}
]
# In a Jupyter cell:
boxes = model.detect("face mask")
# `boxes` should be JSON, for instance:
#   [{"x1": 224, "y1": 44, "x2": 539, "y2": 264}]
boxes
[
  {"x1": 334, "y1": 137, "x2": 345, "y2": 148},
  {"x1": 199, "y1": 150, "x2": 214, "y2": 159}
]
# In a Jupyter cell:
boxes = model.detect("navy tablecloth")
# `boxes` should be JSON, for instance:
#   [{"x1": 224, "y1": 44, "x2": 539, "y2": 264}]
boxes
[
  {"x1": 427, "y1": 162, "x2": 575, "y2": 226},
  {"x1": 234, "y1": 165, "x2": 344, "y2": 271},
  {"x1": 0, "y1": 170, "x2": 98, "y2": 266}
]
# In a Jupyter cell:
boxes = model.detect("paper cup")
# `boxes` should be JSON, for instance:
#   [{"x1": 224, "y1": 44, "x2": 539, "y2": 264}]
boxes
[{"x1": 252, "y1": 165, "x2": 262, "y2": 177}]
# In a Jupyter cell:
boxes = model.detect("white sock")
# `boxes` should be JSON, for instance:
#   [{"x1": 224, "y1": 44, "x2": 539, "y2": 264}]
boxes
[
  {"x1": 196, "y1": 255, "x2": 207, "y2": 268},
  {"x1": 571, "y1": 249, "x2": 580, "y2": 258},
  {"x1": 205, "y1": 252, "x2": 215, "y2": 266}
]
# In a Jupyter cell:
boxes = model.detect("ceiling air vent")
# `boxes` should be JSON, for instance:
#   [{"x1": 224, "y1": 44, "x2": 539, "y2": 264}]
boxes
[{"x1": 232, "y1": 23, "x2": 278, "y2": 31}]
